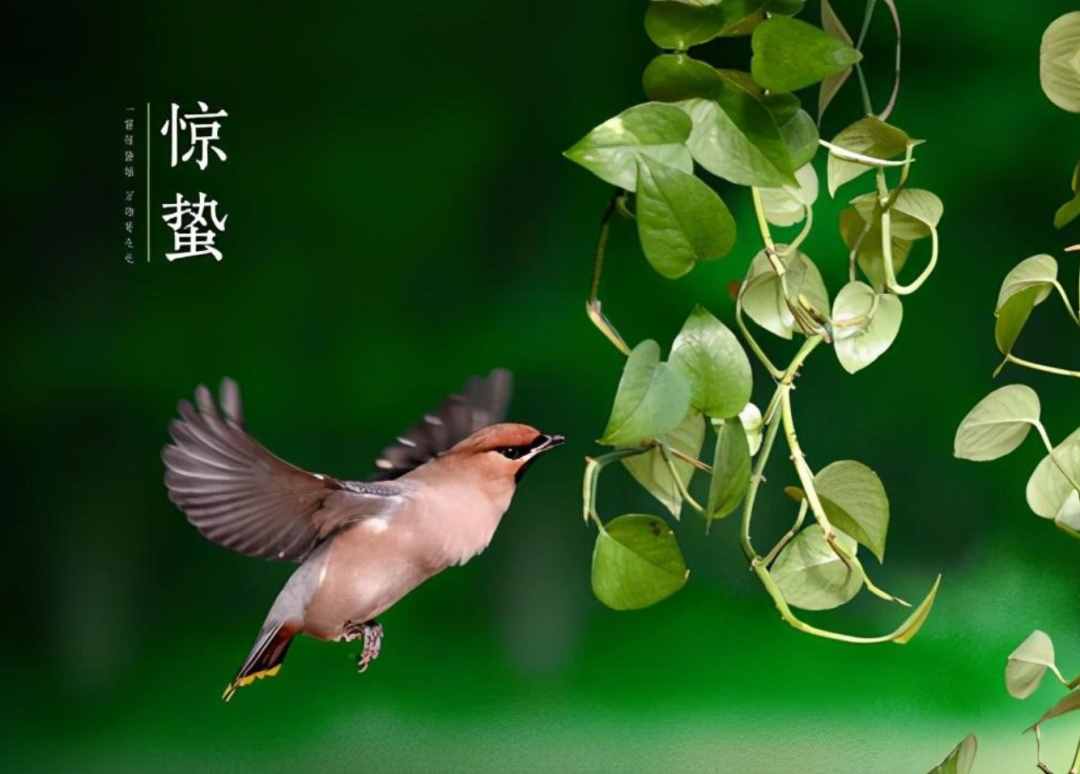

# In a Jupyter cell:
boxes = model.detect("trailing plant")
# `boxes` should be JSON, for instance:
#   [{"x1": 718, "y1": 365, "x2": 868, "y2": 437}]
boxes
[
  {"x1": 1005, "y1": 630, "x2": 1080, "y2": 774},
  {"x1": 566, "y1": 0, "x2": 945, "y2": 644},
  {"x1": 953, "y1": 13, "x2": 1080, "y2": 541}
]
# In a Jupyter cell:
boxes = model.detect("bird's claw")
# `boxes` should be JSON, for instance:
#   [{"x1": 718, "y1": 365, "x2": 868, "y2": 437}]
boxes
[{"x1": 345, "y1": 620, "x2": 383, "y2": 673}]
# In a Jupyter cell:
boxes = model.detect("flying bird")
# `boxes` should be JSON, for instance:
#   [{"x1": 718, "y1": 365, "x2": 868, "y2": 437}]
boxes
[{"x1": 161, "y1": 370, "x2": 563, "y2": 701}]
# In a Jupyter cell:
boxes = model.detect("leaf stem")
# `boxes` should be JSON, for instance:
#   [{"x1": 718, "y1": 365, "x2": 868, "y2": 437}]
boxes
[
  {"x1": 740, "y1": 395, "x2": 785, "y2": 562},
  {"x1": 855, "y1": 0, "x2": 879, "y2": 51},
  {"x1": 1069, "y1": 734, "x2": 1079, "y2": 774},
  {"x1": 666, "y1": 444, "x2": 713, "y2": 473},
  {"x1": 1006, "y1": 353, "x2": 1080, "y2": 379},
  {"x1": 1033, "y1": 420, "x2": 1080, "y2": 495},
  {"x1": 659, "y1": 445, "x2": 705, "y2": 516},
  {"x1": 586, "y1": 192, "x2": 632, "y2": 356},
  {"x1": 582, "y1": 448, "x2": 649, "y2": 528},
  {"x1": 877, "y1": 164, "x2": 938, "y2": 295},
  {"x1": 762, "y1": 499, "x2": 808, "y2": 567},
  {"x1": 737, "y1": 279, "x2": 786, "y2": 381},
  {"x1": 1050, "y1": 279, "x2": 1079, "y2": 325}
]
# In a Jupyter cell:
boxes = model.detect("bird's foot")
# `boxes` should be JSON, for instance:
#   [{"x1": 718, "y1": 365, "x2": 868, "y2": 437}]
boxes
[{"x1": 344, "y1": 619, "x2": 383, "y2": 673}]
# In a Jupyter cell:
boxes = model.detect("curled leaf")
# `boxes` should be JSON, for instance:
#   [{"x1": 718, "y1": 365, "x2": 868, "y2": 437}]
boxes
[{"x1": 1006, "y1": 630, "x2": 1063, "y2": 700}]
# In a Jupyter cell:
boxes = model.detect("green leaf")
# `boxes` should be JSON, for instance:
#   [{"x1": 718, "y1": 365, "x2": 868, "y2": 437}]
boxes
[
  {"x1": 927, "y1": 734, "x2": 977, "y2": 774},
  {"x1": 563, "y1": 103, "x2": 693, "y2": 191},
  {"x1": 814, "y1": 460, "x2": 890, "y2": 563},
  {"x1": 1028, "y1": 688, "x2": 1080, "y2": 731},
  {"x1": 1006, "y1": 630, "x2": 1062, "y2": 700},
  {"x1": 891, "y1": 574, "x2": 941, "y2": 645},
  {"x1": 827, "y1": 117, "x2": 911, "y2": 196},
  {"x1": 669, "y1": 305, "x2": 752, "y2": 418},
  {"x1": 706, "y1": 416, "x2": 752, "y2": 521},
  {"x1": 600, "y1": 340, "x2": 692, "y2": 447},
  {"x1": 831, "y1": 281, "x2": 903, "y2": 374},
  {"x1": 1026, "y1": 426, "x2": 1080, "y2": 522},
  {"x1": 739, "y1": 403, "x2": 764, "y2": 455},
  {"x1": 742, "y1": 246, "x2": 829, "y2": 339},
  {"x1": 995, "y1": 254, "x2": 1057, "y2": 312},
  {"x1": 839, "y1": 206, "x2": 912, "y2": 292},
  {"x1": 644, "y1": 2, "x2": 730, "y2": 50},
  {"x1": 994, "y1": 286, "x2": 1041, "y2": 356},
  {"x1": 591, "y1": 514, "x2": 689, "y2": 610},
  {"x1": 818, "y1": 0, "x2": 854, "y2": 123},
  {"x1": 643, "y1": 58, "x2": 797, "y2": 186},
  {"x1": 954, "y1": 384, "x2": 1040, "y2": 462},
  {"x1": 771, "y1": 525, "x2": 863, "y2": 611},
  {"x1": 636, "y1": 156, "x2": 737, "y2": 279},
  {"x1": 777, "y1": 106, "x2": 820, "y2": 169},
  {"x1": 750, "y1": 16, "x2": 862, "y2": 93},
  {"x1": 766, "y1": 0, "x2": 805, "y2": 15},
  {"x1": 760, "y1": 164, "x2": 818, "y2": 227},
  {"x1": 1040, "y1": 12, "x2": 1080, "y2": 112},
  {"x1": 1054, "y1": 192, "x2": 1080, "y2": 229},
  {"x1": 622, "y1": 411, "x2": 705, "y2": 518}
]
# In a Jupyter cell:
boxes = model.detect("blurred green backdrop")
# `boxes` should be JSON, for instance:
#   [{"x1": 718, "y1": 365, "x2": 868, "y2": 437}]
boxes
[{"x1": 6, "y1": 1, "x2": 1079, "y2": 772}]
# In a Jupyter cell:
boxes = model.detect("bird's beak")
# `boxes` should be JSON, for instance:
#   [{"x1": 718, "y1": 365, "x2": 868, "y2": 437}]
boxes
[{"x1": 535, "y1": 433, "x2": 565, "y2": 454}]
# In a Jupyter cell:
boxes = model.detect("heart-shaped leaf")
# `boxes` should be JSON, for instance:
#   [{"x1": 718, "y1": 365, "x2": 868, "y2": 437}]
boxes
[
  {"x1": 832, "y1": 281, "x2": 903, "y2": 374},
  {"x1": 954, "y1": 385, "x2": 1040, "y2": 462},
  {"x1": 1006, "y1": 630, "x2": 1063, "y2": 699},
  {"x1": 636, "y1": 156, "x2": 737, "y2": 279},
  {"x1": 1040, "y1": 12, "x2": 1080, "y2": 112},
  {"x1": 827, "y1": 117, "x2": 911, "y2": 196},
  {"x1": 995, "y1": 286, "x2": 1041, "y2": 356},
  {"x1": 742, "y1": 246, "x2": 829, "y2": 339},
  {"x1": 995, "y1": 254, "x2": 1057, "y2": 312},
  {"x1": 592, "y1": 514, "x2": 689, "y2": 610},
  {"x1": 771, "y1": 525, "x2": 863, "y2": 611},
  {"x1": 750, "y1": 16, "x2": 861, "y2": 93},
  {"x1": 622, "y1": 411, "x2": 705, "y2": 518},
  {"x1": 1026, "y1": 426, "x2": 1080, "y2": 521},
  {"x1": 601, "y1": 340, "x2": 691, "y2": 447},
  {"x1": 563, "y1": 103, "x2": 693, "y2": 191},
  {"x1": 814, "y1": 460, "x2": 890, "y2": 563},
  {"x1": 706, "y1": 416, "x2": 752, "y2": 522},
  {"x1": 669, "y1": 305, "x2": 753, "y2": 418},
  {"x1": 839, "y1": 207, "x2": 912, "y2": 292},
  {"x1": 760, "y1": 164, "x2": 818, "y2": 227},
  {"x1": 927, "y1": 734, "x2": 977, "y2": 774}
]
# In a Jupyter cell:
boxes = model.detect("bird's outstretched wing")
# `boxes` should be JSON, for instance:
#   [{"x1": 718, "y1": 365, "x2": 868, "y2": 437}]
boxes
[
  {"x1": 163, "y1": 379, "x2": 403, "y2": 562},
  {"x1": 370, "y1": 369, "x2": 513, "y2": 480}
]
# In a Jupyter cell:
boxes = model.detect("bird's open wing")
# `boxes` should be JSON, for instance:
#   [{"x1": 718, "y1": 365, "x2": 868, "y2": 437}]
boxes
[
  {"x1": 163, "y1": 379, "x2": 404, "y2": 562},
  {"x1": 370, "y1": 369, "x2": 513, "y2": 480}
]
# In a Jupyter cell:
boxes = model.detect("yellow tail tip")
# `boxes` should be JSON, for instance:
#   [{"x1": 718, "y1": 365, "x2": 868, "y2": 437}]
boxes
[{"x1": 221, "y1": 664, "x2": 282, "y2": 702}]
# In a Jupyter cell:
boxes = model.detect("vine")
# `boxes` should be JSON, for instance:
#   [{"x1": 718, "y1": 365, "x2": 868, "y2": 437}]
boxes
[
  {"x1": 953, "y1": 12, "x2": 1080, "y2": 541},
  {"x1": 567, "y1": 0, "x2": 944, "y2": 643}
]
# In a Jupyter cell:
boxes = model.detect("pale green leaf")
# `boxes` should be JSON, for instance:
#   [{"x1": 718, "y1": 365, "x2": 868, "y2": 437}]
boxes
[
  {"x1": 739, "y1": 402, "x2": 764, "y2": 455},
  {"x1": 622, "y1": 412, "x2": 705, "y2": 519},
  {"x1": 831, "y1": 281, "x2": 903, "y2": 374},
  {"x1": 1006, "y1": 630, "x2": 1061, "y2": 700},
  {"x1": 742, "y1": 246, "x2": 829, "y2": 339},
  {"x1": 891, "y1": 574, "x2": 941, "y2": 645},
  {"x1": 670, "y1": 305, "x2": 753, "y2": 418},
  {"x1": 636, "y1": 156, "x2": 737, "y2": 279},
  {"x1": 563, "y1": 103, "x2": 693, "y2": 191},
  {"x1": 827, "y1": 117, "x2": 911, "y2": 196},
  {"x1": 954, "y1": 384, "x2": 1040, "y2": 462},
  {"x1": 751, "y1": 16, "x2": 861, "y2": 93},
  {"x1": 994, "y1": 286, "x2": 1040, "y2": 356},
  {"x1": 814, "y1": 460, "x2": 890, "y2": 563},
  {"x1": 839, "y1": 206, "x2": 912, "y2": 292},
  {"x1": 927, "y1": 734, "x2": 977, "y2": 774},
  {"x1": 1040, "y1": 12, "x2": 1080, "y2": 112},
  {"x1": 995, "y1": 254, "x2": 1057, "y2": 313},
  {"x1": 771, "y1": 525, "x2": 863, "y2": 611},
  {"x1": 600, "y1": 340, "x2": 692, "y2": 446},
  {"x1": 706, "y1": 416, "x2": 752, "y2": 521},
  {"x1": 591, "y1": 514, "x2": 689, "y2": 610},
  {"x1": 1026, "y1": 426, "x2": 1080, "y2": 521},
  {"x1": 760, "y1": 164, "x2": 818, "y2": 227}
]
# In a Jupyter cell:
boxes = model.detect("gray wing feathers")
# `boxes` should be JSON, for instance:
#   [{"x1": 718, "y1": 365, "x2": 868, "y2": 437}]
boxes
[
  {"x1": 163, "y1": 379, "x2": 402, "y2": 562},
  {"x1": 371, "y1": 369, "x2": 513, "y2": 480}
]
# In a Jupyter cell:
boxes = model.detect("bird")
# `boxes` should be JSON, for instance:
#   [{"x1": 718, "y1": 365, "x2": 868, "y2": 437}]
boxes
[{"x1": 161, "y1": 369, "x2": 564, "y2": 701}]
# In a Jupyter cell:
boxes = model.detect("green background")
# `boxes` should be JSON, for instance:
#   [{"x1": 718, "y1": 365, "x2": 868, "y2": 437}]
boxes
[{"x1": 6, "y1": 1, "x2": 1078, "y2": 771}]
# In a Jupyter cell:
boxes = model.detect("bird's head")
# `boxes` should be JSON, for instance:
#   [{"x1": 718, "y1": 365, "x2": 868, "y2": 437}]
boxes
[{"x1": 445, "y1": 423, "x2": 565, "y2": 484}]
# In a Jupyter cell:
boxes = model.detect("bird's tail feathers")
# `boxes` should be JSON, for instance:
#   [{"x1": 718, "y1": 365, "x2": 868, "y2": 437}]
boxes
[{"x1": 222, "y1": 623, "x2": 295, "y2": 702}]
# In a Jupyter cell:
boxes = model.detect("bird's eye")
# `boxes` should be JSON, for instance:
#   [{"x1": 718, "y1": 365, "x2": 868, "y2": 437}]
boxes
[{"x1": 496, "y1": 446, "x2": 524, "y2": 460}]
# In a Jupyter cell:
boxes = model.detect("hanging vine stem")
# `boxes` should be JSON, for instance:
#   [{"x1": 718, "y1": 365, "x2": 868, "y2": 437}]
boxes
[
  {"x1": 878, "y1": 145, "x2": 939, "y2": 295},
  {"x1": 586, "y1": 192, "x2": 632, "y2": 356}
]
